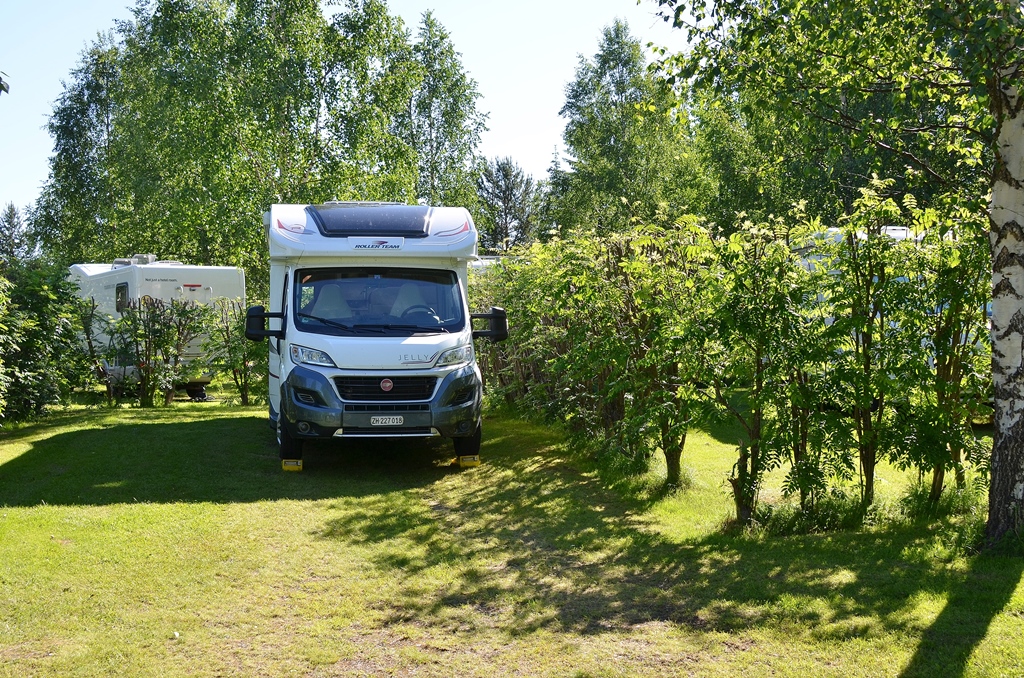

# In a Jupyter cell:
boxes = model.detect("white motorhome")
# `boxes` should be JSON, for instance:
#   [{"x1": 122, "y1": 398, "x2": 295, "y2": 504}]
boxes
[
  {"x1": 69, "y1": 254, "x2": 246, "y2": 396},
  {"x1": 245, "y1": 202, "x2": 508, "y2": 465}
]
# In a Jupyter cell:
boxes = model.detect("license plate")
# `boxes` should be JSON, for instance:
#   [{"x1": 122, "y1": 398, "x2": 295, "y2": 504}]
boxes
[{"x1": 370, "y1": 416, "x2": 404, "y2": 426}]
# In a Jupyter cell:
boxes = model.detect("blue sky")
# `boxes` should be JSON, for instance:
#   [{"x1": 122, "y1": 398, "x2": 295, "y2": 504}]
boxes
[{"x1": 0, "y1": 0, "x2": 685, "y2": 213}]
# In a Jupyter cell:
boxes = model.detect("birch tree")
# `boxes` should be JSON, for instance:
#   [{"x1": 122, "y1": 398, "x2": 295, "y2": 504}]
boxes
[
  {"x1": 654, "y1": 0, "x2": 1023, "y2": 545},
  {"x1": 403, "y1": 11, "x2": 486, "y2": 207},
  {"x1": 549, "y1": 20, "x2": 691, "y2": 233},
  {"x1": 32, "y1": 0, "x2": 424, "y2": 298}
]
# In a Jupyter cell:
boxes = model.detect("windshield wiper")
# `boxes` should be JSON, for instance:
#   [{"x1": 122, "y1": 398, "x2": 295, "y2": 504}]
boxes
[
  {"x1": 353, "y1": 323, "x2": 449, "y2": 333},
  {"x1": 296, "y1": 312, "x2": 360, "y2": 333}
]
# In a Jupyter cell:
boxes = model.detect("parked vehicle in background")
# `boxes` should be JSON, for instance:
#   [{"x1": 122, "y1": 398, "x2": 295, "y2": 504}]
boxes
[{"x1": 69, "y1": 254, "x2": 246, "y2": 398}]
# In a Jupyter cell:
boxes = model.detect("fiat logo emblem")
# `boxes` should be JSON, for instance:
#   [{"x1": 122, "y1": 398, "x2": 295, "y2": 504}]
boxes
[{"x1": 380, "y1": 378, "x2": 394, "y2": 392}]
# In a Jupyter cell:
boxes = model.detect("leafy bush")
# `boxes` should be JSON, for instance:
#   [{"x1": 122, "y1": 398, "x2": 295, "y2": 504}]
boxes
[
  {"x1": 0, "y1": 275, "x2": 12, "y2": 414},
  {"x1": 109, "y1": 297, "x2": 215, "y2": 407},
  {"x1": 0, "y1": 260, "x2": 93, "y2": 423},
  {"x1": 755, "y1": 490, "x2": 869, "y2": 536},
  {"x1": 473, "y1": 185, "x2": 991, "y2": 527},
  {"x1": 204, "y1": 298, "x2": 268, "y2": 406}
]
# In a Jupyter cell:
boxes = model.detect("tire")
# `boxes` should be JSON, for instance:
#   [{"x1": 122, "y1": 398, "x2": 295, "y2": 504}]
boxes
[
  {"x1": 453, "y1": 423, "x2": 481, "y2": 457},
  {"x1": 278, "y1": 418, "x2": 303, "y2": 460}
]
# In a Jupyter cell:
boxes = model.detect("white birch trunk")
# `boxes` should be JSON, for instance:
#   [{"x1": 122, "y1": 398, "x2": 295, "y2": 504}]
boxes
[{"x1": 988, "y1": 63, "x2": 1024, "y2": 544}]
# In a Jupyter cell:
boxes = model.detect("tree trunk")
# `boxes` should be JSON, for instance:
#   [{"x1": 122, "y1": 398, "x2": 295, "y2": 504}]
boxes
[
  {"x1": 730, "y1": 442, "x2": 752, "y2": 525},
  {"x1": 987, "y1": 64, "x2": 1024, "y2": 547},
  {"x1": 661, "y1": 417, "x2": 686, "y2": 488},
  {"x1": 930, "y1": 465, "x2": 945, "y2": 503},
  {"x1": 854, "y1": 405, "x2": 878, "y2": 506},
  {"x1": 861, "y1": 435, "x2": 876, "y2": 506},
  {"x1": 791, "y1": 371, "x2": 811, "y2": 510}
]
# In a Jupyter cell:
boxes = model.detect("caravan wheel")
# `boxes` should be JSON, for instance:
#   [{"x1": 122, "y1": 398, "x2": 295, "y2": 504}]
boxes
[{"x1": 186, "y1": 386, "x2": 208, "y2": 401}]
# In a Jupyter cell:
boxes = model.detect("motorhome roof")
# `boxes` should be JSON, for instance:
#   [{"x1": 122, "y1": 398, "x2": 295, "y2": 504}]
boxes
[
  {"x1": 307, "y1": 204, "x2": 431, "y2": 238},
  {"x1": 266, "y1": 203, "x2": 478, "y2": 261}
]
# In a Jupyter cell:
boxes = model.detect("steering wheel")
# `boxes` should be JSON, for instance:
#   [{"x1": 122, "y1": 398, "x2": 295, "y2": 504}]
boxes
[{"x1": 401, "y1": 304, "x2": 438, "y2": 317}]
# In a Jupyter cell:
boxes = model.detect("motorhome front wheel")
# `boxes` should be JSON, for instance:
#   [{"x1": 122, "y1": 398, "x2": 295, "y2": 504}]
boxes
[{"x1": 277, "y1": 418, "x2": 303, "y2": 461}]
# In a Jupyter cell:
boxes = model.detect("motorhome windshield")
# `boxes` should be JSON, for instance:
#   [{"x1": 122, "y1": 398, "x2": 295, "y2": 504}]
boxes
[{"x1": 294, "y1": 268, "x2": 466, "y2": 336}]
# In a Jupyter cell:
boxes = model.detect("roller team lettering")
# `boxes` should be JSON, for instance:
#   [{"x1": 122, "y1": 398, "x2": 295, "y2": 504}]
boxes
[{"x1": 354, "y1": 240, "x2": 402, "y2": 250}]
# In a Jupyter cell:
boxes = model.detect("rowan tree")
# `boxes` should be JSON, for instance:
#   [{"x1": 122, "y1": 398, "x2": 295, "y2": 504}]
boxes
[{"x1": 653, "y1": 0, "x2": 1023, "y2": 545}]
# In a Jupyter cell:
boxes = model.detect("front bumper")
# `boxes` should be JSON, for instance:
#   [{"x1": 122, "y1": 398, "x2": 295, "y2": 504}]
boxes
[{"x1": 279, "y1": 363, "x2": 482, "y2": 440}]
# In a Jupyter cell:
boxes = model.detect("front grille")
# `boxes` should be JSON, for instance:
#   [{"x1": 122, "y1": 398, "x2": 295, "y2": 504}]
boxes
[
  {"x1": 344, "y1": 403, "x2": 430, "y2": 412},
  {"x1": 334, "y1": 376, "x2": 437, "y2": 401}
]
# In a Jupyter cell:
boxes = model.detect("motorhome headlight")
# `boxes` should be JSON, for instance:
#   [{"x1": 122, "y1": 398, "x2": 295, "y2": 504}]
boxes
[
  {"x1": 290, "y1": 344, "x2": 337, "y2": 367},
  {"x1": 435, "y1": 344, "x2": 474, "y2": 368}
]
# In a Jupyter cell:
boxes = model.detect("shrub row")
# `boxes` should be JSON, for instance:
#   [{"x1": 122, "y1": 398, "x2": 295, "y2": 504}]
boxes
[{"x1": 473, "y1": 185, "x2": 991, "y2": 524}]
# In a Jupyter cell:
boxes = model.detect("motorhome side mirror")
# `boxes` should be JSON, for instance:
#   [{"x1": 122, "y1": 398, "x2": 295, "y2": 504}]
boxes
[
  {"x1": 471, "y1": 306, "x2": 509, "y2": 343},
  {"x1": 245, "y1": 305, "x2": 284, "y2": 341}
]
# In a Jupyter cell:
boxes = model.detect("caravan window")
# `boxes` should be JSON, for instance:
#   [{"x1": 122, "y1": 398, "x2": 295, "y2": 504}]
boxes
[
  {"x1": 115, "y1": 283, "x2": 129, "y2": 313},
  {"x1": 293, "y1": 268, "x2": 466, "y2": 336}
]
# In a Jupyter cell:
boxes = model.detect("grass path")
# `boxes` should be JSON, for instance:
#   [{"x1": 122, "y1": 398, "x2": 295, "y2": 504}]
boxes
[{"x1": 1, "y1": 406, "x2": 1022, "y2": 676}]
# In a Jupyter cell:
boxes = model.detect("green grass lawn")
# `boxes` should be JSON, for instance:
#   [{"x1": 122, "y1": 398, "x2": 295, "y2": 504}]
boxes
[{"x1": 1, "y1": 404, "x2": 1022, "y2": 677}]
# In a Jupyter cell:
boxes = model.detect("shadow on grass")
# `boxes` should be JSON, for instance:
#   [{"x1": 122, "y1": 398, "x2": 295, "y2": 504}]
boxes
[
  {"x1": 3, "y1": 409, "x2": 1019, "y2": 674},
  {"x1": 0, "y1": 410, "x2": 458, "y2": 507},
  {"x1": 899, "y1": 552, "x2": 1024, "y2": 677},
  {"x1": 698, "y1": 408, "x2": 749, "y2": 448},
  {"x1": 316, "y1": 417, "x2": 1022, "y2": 674}
]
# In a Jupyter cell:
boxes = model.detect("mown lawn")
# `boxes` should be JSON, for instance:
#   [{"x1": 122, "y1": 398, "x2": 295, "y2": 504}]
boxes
[{"x1": 1, "y1": 404, "x2": 1022, "y2": 677}]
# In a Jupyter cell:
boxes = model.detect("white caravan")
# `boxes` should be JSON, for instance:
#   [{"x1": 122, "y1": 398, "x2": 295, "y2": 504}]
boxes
[
  {"x1": 245, "y1": 202, "x2": 508, "y2": 464},
  {"x1": 69, "y1": 254, "x2": 246, "y2": 396}
]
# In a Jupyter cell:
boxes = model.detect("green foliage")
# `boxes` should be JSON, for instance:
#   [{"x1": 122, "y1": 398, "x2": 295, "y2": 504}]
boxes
[
  {"x1": 0, "y1": 261, "x2": 92, "y2": 423},
  {"x1": 30, "y1": 0, "x2": 484, "y2": 297},
  {"x1": 109, "y1": 297, "x2": 215, "y2": 408},
  {"x1": 755, "y1": 489, "x2": 869, "y2": 536},
  {"x1": 329, "y1": 0, "x2": 421, "y2": 203},
  {"x1": 474, "y1": 224, "x2": 715, "y2": 487},
  {"x1": 756, "y1": 481, "x2": 988, "y2": 558},
  {"x1": 682, "y1": 93, "x2": 792, "y2": 230},
  {"x1": 0, "y1": 275, "x2": 11, "y2": 414},
  {"x1": 31, "y1": 37, "x2": 121, "y2": 270},
  {"x1": 902, "y1": 207, "x2": 992, "y2": 498},
  {"x1": 476, "y1": 180, "x2": 991, "y2": 524},
  {"x1": 203, "y1": 298, "x2": 269, "y2": 406},
  {"x1": 547, "y1": 20, "x2": 695, "y2": 233},
  {"x1": 803, "y1": 182, "x2": 991, "y2": 506},
  {"x1": 0, "y1": 203, "x2": 29, "y2": 263},
  {"x1": 75, "y1": 294, "x2": 117, "y2": 405},
  {"x1": 702, "y1": 218, "x2": 826, "y2": 523},
  {"x1": 404, "y1": 10, "x2": 487, "y2": 208},
  {"x1": 653, "y1": 0, "x2": 1021, "y2": 544},
  {"x1": 654, "y1": 0, "x2": 992, "y2": 213},
  {"x1": 475, "y1": 157, "x2": 543, "y2": 252}
]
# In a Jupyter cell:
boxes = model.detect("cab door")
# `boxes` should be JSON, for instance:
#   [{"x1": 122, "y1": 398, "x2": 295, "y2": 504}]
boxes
[{"x1": 268, "y1": 267, "x2": 289, "y2": 422}]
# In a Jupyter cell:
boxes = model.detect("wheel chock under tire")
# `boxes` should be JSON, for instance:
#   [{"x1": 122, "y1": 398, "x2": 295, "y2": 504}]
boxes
[
  {"x1": 282, "y1": 459, "x2": 303, "y2": 472},
  {"x1": 458, "y1": 455, "x2": 480, "y2": 468}
]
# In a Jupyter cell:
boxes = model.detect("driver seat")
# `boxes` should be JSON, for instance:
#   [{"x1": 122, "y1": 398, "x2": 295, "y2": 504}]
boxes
[{"x1": 390, "y1": 283, "x2": 427, "y2": 316}]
